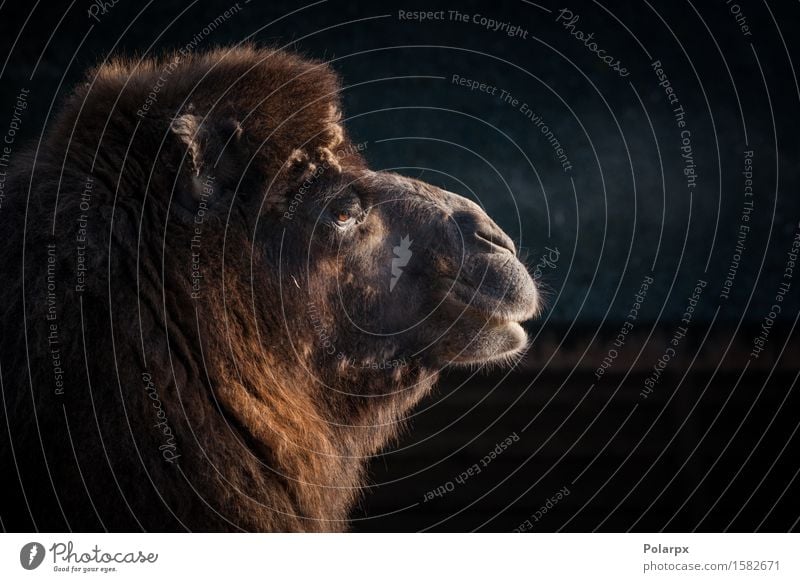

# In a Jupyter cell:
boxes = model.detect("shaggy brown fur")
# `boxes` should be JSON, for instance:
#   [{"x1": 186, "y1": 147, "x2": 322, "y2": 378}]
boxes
[{"x1": 0, "y1": 46, "x2": 537, "y2": 531}]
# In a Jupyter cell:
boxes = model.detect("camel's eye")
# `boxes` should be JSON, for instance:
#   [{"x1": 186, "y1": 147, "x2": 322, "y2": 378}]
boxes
[
  {"x1": 334, "y1": 211, "x2": 355, "y2": 229},
  {"x1": 330, "y1": 203, "x2": 361, "y2": 230}
]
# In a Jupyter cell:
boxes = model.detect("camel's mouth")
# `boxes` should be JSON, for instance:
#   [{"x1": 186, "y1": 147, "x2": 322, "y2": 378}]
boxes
[
  {"x1": 434, "y1": 264, "x2": 538, "y2": 366},
  {"x1": 440, "y1": 272, "x2": 539, "y2": 323}
]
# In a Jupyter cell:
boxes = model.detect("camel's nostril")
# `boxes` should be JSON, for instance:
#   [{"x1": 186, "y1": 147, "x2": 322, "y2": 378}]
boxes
[
  {"x1": 475, "y1": 230, "x2": 516, "y2": 255},
  {"x1": 451, "y1": 208, "x2": 517, "y2": 256}
]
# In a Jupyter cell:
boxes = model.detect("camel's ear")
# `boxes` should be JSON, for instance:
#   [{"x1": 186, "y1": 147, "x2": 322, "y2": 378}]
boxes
[
  {"x1": 170, "y1": 113, "x2": 207, "y2": 205},
  {"x1": 170, "y1": 113, "x2": 205, "y2": 166},
  {"x1": 170, "y1": 112, "x2": 243, "y2": 207}
]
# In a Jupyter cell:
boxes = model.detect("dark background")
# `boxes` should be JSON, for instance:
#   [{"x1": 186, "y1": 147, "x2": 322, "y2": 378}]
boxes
[{"x1": 1, "y1": 0, "x2": 798, "y2": 531}]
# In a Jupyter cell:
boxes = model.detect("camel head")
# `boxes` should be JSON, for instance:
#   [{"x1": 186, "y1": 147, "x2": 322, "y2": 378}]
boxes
[{"x1": 273, "y1": 162, "x2": 539, "y2": 373}]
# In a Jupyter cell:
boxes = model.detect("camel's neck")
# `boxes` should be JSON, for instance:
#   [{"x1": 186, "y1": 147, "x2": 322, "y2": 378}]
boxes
[
  {"x1": 324, "y1": 364, "x2": 440, "y2": 459},
  {"x1": 203, "y1": 292, "x2": 438, "y2": 528}
]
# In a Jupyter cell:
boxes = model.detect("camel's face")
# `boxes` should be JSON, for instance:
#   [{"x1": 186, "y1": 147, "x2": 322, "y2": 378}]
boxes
[
  {"x1": 283, "y1": 167, "x2": 539, "y2": 369},
  {"x1": 170, "y1": 106, "x2": 538, "y2": 371}
]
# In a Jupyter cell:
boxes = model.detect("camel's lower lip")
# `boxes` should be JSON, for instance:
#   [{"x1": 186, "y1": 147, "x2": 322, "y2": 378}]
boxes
[{"x1": 448, "y1": 320, "x2": 529, "y2": 365}]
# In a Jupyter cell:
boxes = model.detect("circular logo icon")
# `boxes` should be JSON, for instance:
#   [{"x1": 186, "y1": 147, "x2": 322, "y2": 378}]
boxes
[{"x1": 19, "y1": 542, "x2": 46, "y2": 570}]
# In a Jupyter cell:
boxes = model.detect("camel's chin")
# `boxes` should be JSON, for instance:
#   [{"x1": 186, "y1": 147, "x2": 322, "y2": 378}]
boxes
[{"x1": 446, "y1": 321, "x2": 529, "y2": 367}]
